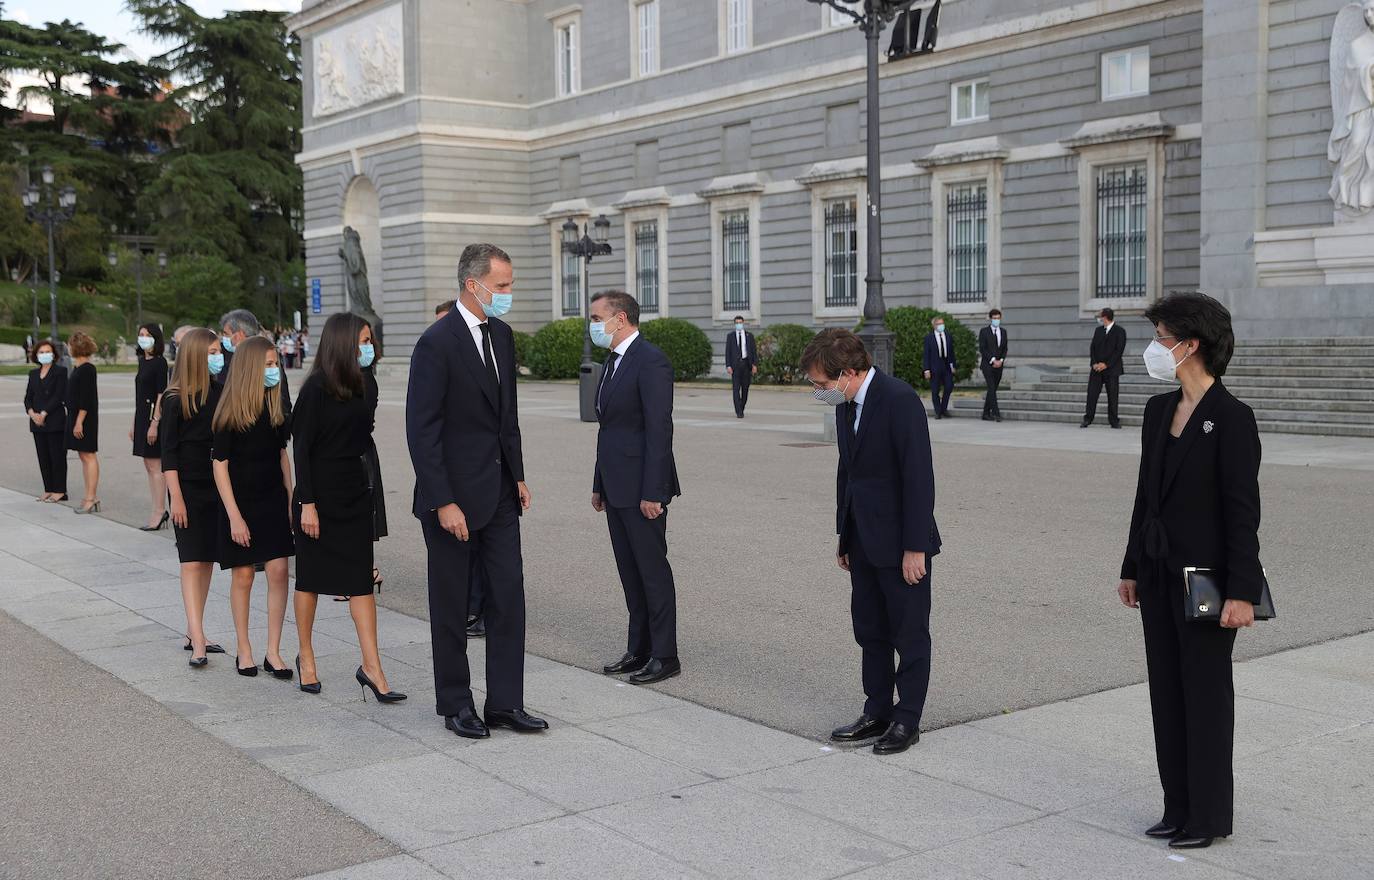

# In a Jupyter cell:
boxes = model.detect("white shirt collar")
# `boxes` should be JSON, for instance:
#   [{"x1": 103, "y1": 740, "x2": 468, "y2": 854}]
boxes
[
  {"x1": 613, "y1": 330, "x2": 639, "y2": 358},
  {"x1": 1102, "y1": 321, "x2": 1114, "y2": 331},
  {"x1": 853, "y1": 368, "x2": 877, "y2": 408},
  {"x1": 459, "y1": 299, "x2": 486, "y2": 330}
]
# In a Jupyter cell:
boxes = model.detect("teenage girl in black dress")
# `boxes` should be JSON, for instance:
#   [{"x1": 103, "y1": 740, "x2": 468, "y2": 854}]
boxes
[{"x1": 132, "y1": 323, "x2": 170, "y2": 530}]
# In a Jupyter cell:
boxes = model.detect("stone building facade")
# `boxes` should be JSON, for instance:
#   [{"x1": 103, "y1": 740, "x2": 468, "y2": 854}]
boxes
[{"x1": 287, "y1": 0, "x2": 1374, "y2": 365}]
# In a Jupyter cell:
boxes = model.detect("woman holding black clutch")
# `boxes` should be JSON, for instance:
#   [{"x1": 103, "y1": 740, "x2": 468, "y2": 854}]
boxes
[
  {"x1": 1118, "y1": 291, "x2": 1263, "y2": 850},
  {"x1": 131, "y1": 323, "x2": 170, "y2": 531},
  {"x1": 24, "y1": 339, "x2": 67, "y2": 502}
]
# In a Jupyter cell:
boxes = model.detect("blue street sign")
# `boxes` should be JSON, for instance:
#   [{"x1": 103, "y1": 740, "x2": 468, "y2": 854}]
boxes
[{"x1": 310, "y1": 278, "x2": 322, "y2": 314}]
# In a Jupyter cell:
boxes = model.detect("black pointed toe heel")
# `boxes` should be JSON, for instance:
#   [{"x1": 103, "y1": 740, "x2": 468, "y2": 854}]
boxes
[
  {"x1": 235, "y1": 656, "x2": 258, "y2": 677},
  {"x1": 296, "y1": 655, "x2": 321, "y2": 694},
  {"x1": 356, "y1": 666, "x2": 406, "y2": 703},
  {"x1": 263, "y1": 656, "x2": 294, "y2": 680}
]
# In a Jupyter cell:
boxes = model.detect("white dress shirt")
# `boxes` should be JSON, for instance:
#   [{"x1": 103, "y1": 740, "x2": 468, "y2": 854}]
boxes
[
  {"x1": 459, "y1": 300, "x2": 498, "y2": 381},
  {"x1": 935, "y1": 330, "x2": 947, "y2": 359},
  {"x1": 735, "y1": 327, "x2": 747, "y2": 359},
  {"x1": 852, "y1": 367, "x2": 877, "y2": 431},
  {"x1": 607, "y1": 330, "x2": 640, "y2": 379}
]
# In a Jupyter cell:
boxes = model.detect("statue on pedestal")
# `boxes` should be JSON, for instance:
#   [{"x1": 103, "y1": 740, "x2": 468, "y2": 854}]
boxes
[
  {"x1": 1329, "y1": 1, "x2": 1374, "y2": 216},
  {"x1": 340, "y1": 225, "x2": 384, "y2": 357}
]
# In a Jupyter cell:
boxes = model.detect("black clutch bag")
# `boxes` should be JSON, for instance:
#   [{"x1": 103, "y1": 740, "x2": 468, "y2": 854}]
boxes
[{"x1": 1183, "y1": 567, "x2": 1276, "y2": 623}]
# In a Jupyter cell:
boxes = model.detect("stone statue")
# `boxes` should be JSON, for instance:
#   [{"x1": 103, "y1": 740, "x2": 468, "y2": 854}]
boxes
[
  {"x1": 1329, "y1": 1, "x2": 1374, "y2": 215},
  {"x1": 340, "y1": 226, "x2": 384, "y2": 357}
]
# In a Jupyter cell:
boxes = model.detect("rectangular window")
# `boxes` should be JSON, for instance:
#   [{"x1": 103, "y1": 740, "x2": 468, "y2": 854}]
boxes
[
  {"x1": 561, "y1": 249, "x2": 582, "y2": 315},
  {"x1": 637, "y1": 1, "x2": 659, "y2": 76},
  {"x1": 1102, "y1": 46, "x2": 1149, "y2": 100},
  {"x1": 1095, "y1": 164, "x2": 1147, "y2": 297},
  {"x1": 823, "y1": 198, "x2": 858, "y2": 308},
  {"x1": 951, "y1": 79, "x2": 990, "y2": 125},
  {"x1": 634, "y1": 220, "x2": 660, "y2": 310},
  {"x1": 828, "y1": 6, "x2": 852, "y2": 28},
  {"x1": 721, "y1": 210, "x2": 751, "y2": 310},
  {"x1": 946, "y1": 183, "x2": 988, "y2": 303},
  {"x1": 726, "y1": 0, "x2": 750, "y2": 53},
  {"x1": 556, "y1": 21, "x2": 579, "y2": 97}
]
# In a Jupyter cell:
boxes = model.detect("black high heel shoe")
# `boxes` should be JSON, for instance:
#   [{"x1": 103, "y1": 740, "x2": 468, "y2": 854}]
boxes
[
  {"x1": 140, "y1": 511, "x2": 170, "y2": 531},
  {"x1": 263, "y1": 656, "x2": 294, "y2": 680},
  {"x1": 296, "y1": 655, "x2": 321, "y2": 694},
  {"x1": 356, "y1": 666, "x2": 406, "y2": 703},
  {"x1": 188, "y1": 654, "x2": 208, "y2": 668},
  {"x1": 235, "y1": 656, "x2": 258, "y2": 677}
]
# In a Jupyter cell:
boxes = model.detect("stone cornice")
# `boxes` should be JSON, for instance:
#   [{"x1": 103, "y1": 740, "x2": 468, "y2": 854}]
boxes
[
  {"x1": 795, "y1": 157, "x2": 867, "y2": 185},
  {"x1": 913, "y1": 136, "x2": 1010, "y2": 169},
  {"x1": 612, "y1": 187, "x2": 672, "y2": 210},
  {"x1": 539, "y1": 198, "x2": 593, "y2": 220},
  {"x1": 1059, "y1": 112, "x2": 1175, "y2": 150},
  {"x1": 697, "y1": 172, "x2": 768, "y2": 200}
]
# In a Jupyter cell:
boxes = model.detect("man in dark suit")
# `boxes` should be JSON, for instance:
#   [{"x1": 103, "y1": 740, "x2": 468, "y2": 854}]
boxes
[
  {"x1": 406, "y1": 243, "x2": 546, "y2": 739},
  {"x1": 590, "y1": 290, "x2": 682, "y2": 685},
  {"x1": 978, "y1": 308, "x2": 1008, "y2": 422},
  {"x1": 217, "y1": 308, "x2": 292, "y2": 415},
  {"x1": 922, "y1": 316, "x2": 957, "y2": 419},
  {"x1": 802, "y1": 329, "x2": 941, "y2": 756},
  {"x1": 1083, "y1": 306, "x2": 1127, "y2": 429},
  {"x1": 724, "y1": 315, "x2": 758, "y2": 418}
]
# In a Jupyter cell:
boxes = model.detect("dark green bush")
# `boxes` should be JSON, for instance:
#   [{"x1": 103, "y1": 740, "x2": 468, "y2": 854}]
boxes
[
  {"x1": 0, "y1": 326, "x2": 32, "y2": 346},
  {"x1": 755, "y1": 323, "x2": 816, "y2": 385},
  {"x1": 511, "y1": 329, "x2": 532, "y2": 370},
  {"x1": 56, "y1": 294, "x2": 85, "y2": 323},
  {"x1": 526, "y1": 317, "x2": 606, "y2": 379},
  {"x1": 640, "y1": 317, "x2": 712, "y2": 381},
  {"x1": 878, "y1": 307, "x2": 976, "y2": 389}
]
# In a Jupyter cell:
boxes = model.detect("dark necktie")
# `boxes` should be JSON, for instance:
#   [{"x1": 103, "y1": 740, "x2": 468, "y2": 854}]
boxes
[
  {"x1": 844, "y1": 400, "x2": 858, "y2": 451},
  {"x1": 598, "y1": 351, "x2": 620, "y2": 414},
  {"x1": 938, "y1": 333, "x2": 945, "y2": 359},
  {"x1": 479, "y1": 322, "x2": 499, "y2": 387}
]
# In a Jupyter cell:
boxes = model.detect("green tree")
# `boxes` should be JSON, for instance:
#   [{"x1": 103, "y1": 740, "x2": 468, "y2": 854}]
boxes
[{"x1": 147, "y1": 252, "x2": 244, "y2": 328}]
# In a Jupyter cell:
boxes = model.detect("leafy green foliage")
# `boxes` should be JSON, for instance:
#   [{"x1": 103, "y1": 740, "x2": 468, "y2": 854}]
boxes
[
  {"x1": 527, "y1": 317, "x2": 606, "y2": 380},
  {"x1": 511, "y1": 329, "x2": 532, "y2": 370},
  {"x1": 755, "y1": 323, "x2": 817, "y2": 385},
  {"x1": 639, "y1": 317, "x2": 712, "y2": 381},
  {"x1": 881, "y1": 306, "x2": 977, "y2": 389},
  {"x1": 146, "y1": 253, "x2": 245, "y2": 328}
]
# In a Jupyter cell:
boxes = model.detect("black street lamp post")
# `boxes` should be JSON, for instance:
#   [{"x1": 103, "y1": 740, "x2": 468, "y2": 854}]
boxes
[
  {"x1": 108, "y1": 243, "x2": 167, "y2": 330},
  {"x1": 257, "y1": 274, "x2": 286, "y2": 329},
  {"x1": 562, "y1": 215, "x2": 613, "y2": 422},
  {"x1": 21, "y1": 165, "x2": 76, "y2": 348}
]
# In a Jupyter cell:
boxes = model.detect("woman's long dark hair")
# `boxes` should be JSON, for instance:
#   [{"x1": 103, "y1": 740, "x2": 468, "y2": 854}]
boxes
[
  {"x1": 137, "y1": 322, "x2": 165, "y2": 359},
  {"x1": 311, "y1": 312, "x2": 366, "y2": 401}
]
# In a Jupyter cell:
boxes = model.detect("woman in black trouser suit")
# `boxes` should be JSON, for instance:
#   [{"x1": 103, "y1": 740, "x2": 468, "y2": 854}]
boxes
[
  {"x1": 1118, "y1": 292, "x2": 1264, "y2": 850},
  {"x1": 24, "y1": 339, "x2": 67, "y2": 501}
]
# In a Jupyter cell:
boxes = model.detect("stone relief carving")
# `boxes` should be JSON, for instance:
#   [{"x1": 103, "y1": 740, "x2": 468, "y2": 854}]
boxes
[
  {"x1": 312, "y1": 5, "x2": 404, "y2": 118},
  {"x1": 1329, "y1": 1, "x2": 1374, "y2": 215}
]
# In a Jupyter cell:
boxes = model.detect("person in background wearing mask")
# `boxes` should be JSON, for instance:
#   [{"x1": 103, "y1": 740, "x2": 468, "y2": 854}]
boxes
[
  {"x1": 802, "y1": 329, "x2": 939, "y2": 756},
  {"x1": 1083, "y1": 306, "x2": 1126, "y2": 429},
  {"x1": 219, "y1": 309, "x2": 293, "y2": 418},
  {"x1": 406, "y1": 243, "x2": 544, "y2": 740},
  {"x1": 978, "y1": 309, "x2": 1008, "y2": 422},
  {"x1": 922, "y1": 316, "x2": 957, "y2": 419},
  {"x1": 25, "y1": 339, "x2": 68, "y2": 502},
  {"x1": 131, "y1": 324, "x2": 170, "y2": 530},
  {"x1": 590, "y1": 290, "x2": 682, "y2": 685},
  {"x1": 724, "y1": 315, "x2": 758, "y2": 419}
]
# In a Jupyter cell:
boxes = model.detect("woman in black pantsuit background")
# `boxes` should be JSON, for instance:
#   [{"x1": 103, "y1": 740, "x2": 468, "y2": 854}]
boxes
[
  {"x1": 1118, "y1": 292, "x2": 1263, "y2": 850},
  {"x1": 24, "y1": 339, "x2": 67, "y2": 502},
  {"x1": 292, "y1": 314, "x2": 403, "y2": 702},
  {"x1": 65, "y1": 331, "x2": 101, "y2": 514},
  {"x1": 131, "y1": 323, "x2": 170, "y2": 530}
]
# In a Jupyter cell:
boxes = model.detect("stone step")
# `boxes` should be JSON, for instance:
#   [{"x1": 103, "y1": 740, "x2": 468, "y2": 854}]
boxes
[
  {"x1": 1234, "y1": 337, "x2": 1374, "y2": 347},
  {"x1": 950, "y1": 404, "x2": 1374, "y2": 438},
  {"x1": 1227, "y1": 356, "x2": 1374, "y2": 368},
  {"x1": 996, "y1": 389, "x2": 1374, "y2": 414},
  {"x1": 1031, "y1": 373, "x2": 1368, "y2": 391},
  {"x1": 1231, "y1": 346, "x2": 1374, "y2": 358},
  {"x1": 1015, "y1": 382, "x2": 1374, "y2": 402},
  {"x1": 959, "y1": 396, "x2": 1374, "y2": 426}
]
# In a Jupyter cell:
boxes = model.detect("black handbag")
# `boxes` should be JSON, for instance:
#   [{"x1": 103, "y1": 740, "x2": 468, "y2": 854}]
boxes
[{"x1": 1183, "y1": 567, "x2": 1276, "y2": 623}]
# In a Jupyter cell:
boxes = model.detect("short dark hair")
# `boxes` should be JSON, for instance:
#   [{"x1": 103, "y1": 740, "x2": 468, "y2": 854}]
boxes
[
  {"x1": 32, "y1": 338, "x2": 57, "y2": 363},
  {"x1": 988, "y1": 309, "x2": 1002, "y2": 319},
  {"x1": 137, "y1": 322, "x2": 165, "y2": 359},
  {"x1": 799, "y1": 328, "x2": 872, "y2": 379},
  {"x1": 1099, "y1": 307, "x2": 1115, "y2": 321},
  {"x1": 733, "y1": 315, "x2": 745, "y2": 323},
  {"x1": 1143, "y1": 291, "x2": 1235, "y2": 378},
  {"x1": 435, "y1": 299, "x2": 455, "y2": 316},
  {"x1": 591, "y1": 289, "x2": 640, "y2": 326},
  {"x1": 457, "y1": 243, "x2": 512, "y2": 288}
]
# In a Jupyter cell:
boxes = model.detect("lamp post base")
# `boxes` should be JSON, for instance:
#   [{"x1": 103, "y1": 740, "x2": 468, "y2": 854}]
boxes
[
  {"x1": 859, "y1": 324, "x2": 895, "y2": 377},
  {"x1": 578, "y1": 360, "x2": 602, "y2": 423}
]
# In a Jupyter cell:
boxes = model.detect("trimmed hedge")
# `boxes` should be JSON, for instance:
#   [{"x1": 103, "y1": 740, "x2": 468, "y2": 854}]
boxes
[
  {"x1": 880, "y1": 306, "x2": 977, "y2": 389},
  {"x1": 640, "y1": 317, "x2": 712, "y2": 381},
  {"x1": 526, "y1": 317, "x2": 606, "y2": 379},
  {"x1": 0, "y1": 326, "x2": 32, "y2": 347},
  {"x1": 511, "y1": 329, "x2": 532, "y2": 370},
  {"x1": 755, "y1": 323, "x2": 816, "y2": 385}
]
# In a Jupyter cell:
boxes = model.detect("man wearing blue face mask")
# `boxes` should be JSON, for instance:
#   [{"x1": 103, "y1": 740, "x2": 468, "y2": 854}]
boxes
[
  {"x1": 724, "y1": 315, "x2": 757, "y2": 418},
  {"x1": 218, "y1": 308, "x2": 292, "y2": 419},
  {"x1": 978, "y1": 308, "x2": 1008, "y2": 422},
  {"x1": 921, "y1": 316, "x2": 957, "y2": 419}
]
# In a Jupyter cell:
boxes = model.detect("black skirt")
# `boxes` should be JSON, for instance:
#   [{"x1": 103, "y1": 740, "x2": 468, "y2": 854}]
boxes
[
  {"x1": 174, "y1": 478, "x2": 221, "y2": 564},
  {"x1": 217, "y1": 468, "x2": 294, "y2": 569},
  {"x1": 293, "y1": 457, "x2": 374, "y2": 596}
]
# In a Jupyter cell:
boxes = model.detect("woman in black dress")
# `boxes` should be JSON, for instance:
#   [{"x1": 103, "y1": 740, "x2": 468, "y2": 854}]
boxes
[
  {"x1": 24, "y1": 339, "x2": 68, "y2": 502},
  {"x1": 65, "y1": 331, "x2": 101, "y2": 514},
  {"x1": 292, "y1": 314, "x2": 404, "y2": 701},
  {"x1": 163, "y1": 329, "x2": 229, "y2": 667},
  {"x1": 211, "y1": 335, "x2": 294, "y2": 679},
  {"x1": 343, "y1": 338, "x2": 388, "y2": 600},
  {"x1": 1118, "y1": 292, "x2": 1263, "y2": 850},
  {"x1": 132, "y1": 323, "x2": 170, "y2": 531}
]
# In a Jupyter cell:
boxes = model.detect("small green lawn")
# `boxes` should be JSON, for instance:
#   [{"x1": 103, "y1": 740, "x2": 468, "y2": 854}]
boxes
[
  {"x1": 0, "y1": 363, "x2": 140, "y2": 376},
  {"x1": 0, "y1": 279, "x2": 172, "y2": 344}
]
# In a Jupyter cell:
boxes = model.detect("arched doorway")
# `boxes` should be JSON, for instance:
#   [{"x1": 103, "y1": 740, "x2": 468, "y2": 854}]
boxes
[{"x1": 342, "y1": 175, "x2": 383, "y2": 317}]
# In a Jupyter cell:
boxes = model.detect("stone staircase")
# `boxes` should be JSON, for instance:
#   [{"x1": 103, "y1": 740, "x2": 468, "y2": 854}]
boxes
[{"x1": 951, "y1": 337, "x2": 1374, "y2": 438}]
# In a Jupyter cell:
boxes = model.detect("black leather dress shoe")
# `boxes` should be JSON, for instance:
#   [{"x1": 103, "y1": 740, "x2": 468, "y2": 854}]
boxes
[
  {"x1": 830, "y1": 714, "x2": 887, "y2": 742},
  {"x1": 1110, "y1": 422, "x2": 1123, "y2": 430},
  {"x1": 603, "y1": 652, "x2": 648, "y2": 675},
  {"x1": 982, "y1": 414, "x2": 993, "y2": 421},
  {"x1": 485, "y1": 707, "x2": 549, "y2": 733},
  {"x1": 629, "y1": 657, "x2": 681, "y2": 685},
  {"x1": 1145, "y1": 821, "x2": 1181, "y2": 839},
  {"x1": 1168, "y1": 834, "x2": 1218, "y2": 849},
  {"x1": 466, "y1": 615, "x2": 486, "y2": 638},
  {"x1": 1080, "y1": 418, "x2": 1092, "y2": 428},
  {"x1": 873, "y1": 721, "x2": 919, "y2": 755},
  {"x1": 444, "y1": 706, "x2": 489, "y2": 739},
  {"x1": 995, "y1": 414, "x2": 1003, "y2": 422}
]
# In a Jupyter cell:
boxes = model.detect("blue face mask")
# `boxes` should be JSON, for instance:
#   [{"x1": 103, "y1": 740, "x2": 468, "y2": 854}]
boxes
[
  {"x1": 934, "y1": 324, "x2": 946, "y2": 334},
  {"x1": 37, "y1": 352, "x2": 54, "y2": 366},
  {"x1": 221, "y1": 334, "x2": 236, "y2": 353},
  {"x1": 589, "y1": 319, "x2": 618, "y2": 349},
  {"x1": 137, "y1": 335, "x2": 155, "y2": 351},
  {"x1": 475, "y1": 281, "x2": 512, "y2": 318},
  {"x1": 207, "y1": 353, "x2": 225, "y2": 375},
  {"x1": 358, "y1": 343, "x2": 375, "y2": 368},
  {"x1": 263, "y1": 366, "x2": 281, "y2": 389},
  {"x1": 990, "y1": 318, "x2": 1001, "y2": 328}
]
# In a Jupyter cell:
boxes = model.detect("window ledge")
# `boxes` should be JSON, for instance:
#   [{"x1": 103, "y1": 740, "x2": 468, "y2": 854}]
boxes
[
  {"x1": 1060, "y1": 112, "x2": 1174, "y2": 150},
  {"x1": 796, "y1": 157, "x2": 866, "y2": 185},
  {"x1": 613, "y1": 187, "x2": 672, "y2": 211},
  {"x1": 698, "y1": 171, "x2": 768, "y2": 199},
  {"x1": 541, "y1": 198, "x2": 593, "y2": 220},
  {"x1": 913, "y1": 136, "x2": 1009, "y2": 169}
]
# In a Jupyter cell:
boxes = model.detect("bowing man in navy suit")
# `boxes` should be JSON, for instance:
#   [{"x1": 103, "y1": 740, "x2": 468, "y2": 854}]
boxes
[
  {"x1": 922, "y1": 316, "x2": 957, "y2": 418},
  {"x1": 406, "y1": 243, "x2": 547, "y2": 740},
  {"x1": 589, "y1": 290, "x2": 683, "y2": 686},
  {"x1": 803, "y1": 329, "x2": 941, "y2": 755}
]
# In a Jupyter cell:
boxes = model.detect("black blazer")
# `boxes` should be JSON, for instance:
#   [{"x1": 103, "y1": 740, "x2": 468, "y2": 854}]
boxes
[
  {"x1": 593, "y1": 335, "x2": 681, "y2": 509},
  {"x1": 24, "y1": 365, "x2": 67, "y2": 433},
  {"x1": 922, "y1": 332, "x2": 957, "y2": 374},
  {"x1": 1090, "y1": 324, "x2": 1127, "y2": 376},
  {"x1": 835, "y1": 370, "x2": 942, "y2": 567},
  {"x1": 978, "y1": 325, "x2": 1008, "y2": 367},
  {"x1": 725, "y1": 329, "x2": 756, "y2": 369},
  {"x1": 405, "y1": 308, "x2": 526, "y2": 529},
  {"x1": 1120, "y1": 382, "x2": 1263, "y2": 603}
]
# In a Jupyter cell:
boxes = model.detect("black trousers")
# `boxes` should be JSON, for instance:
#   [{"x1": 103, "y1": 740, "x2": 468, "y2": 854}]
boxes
[
  {"x1": 981, "y1": 365, "x2": 1003, "y2": 417},
  {"x1": 929, "y1": 369, "x2": 954, "y2": 416},
  {"x1": 731, "y1": 362, "x2": 753, "y2": 417},
  {"x1": 468, "y1": 547, "x2": 486, "y2": 619},
  {"x1": 1140, "y1": 567, "x2": 1238, "y2": 837},
  {"x1": 1085, "y1": 371, "x2": 1120, "y2": 424},
  {"x1": 419, "y1": 481, "x2": 526, "y2": 716},
  {"x1": 848, "y1": 526, "x2": 932, "y2": 728},
  {"x1": 33, "y1": 432, "x2": 67, "y2": 494},
  {"x1": 606, "y1": 503, "x2": 677, "y2": 659}
]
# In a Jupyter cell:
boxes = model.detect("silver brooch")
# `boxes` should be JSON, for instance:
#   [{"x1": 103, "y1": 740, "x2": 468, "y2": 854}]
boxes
[{"x1": 1203, "y1": 420, "x2": 1214, "y2": 434}]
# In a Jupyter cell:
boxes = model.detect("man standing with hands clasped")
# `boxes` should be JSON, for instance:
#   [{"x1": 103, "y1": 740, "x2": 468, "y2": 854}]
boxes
[
  {"x1": 725, "y1": 315, "x2": 757, "y2": 418},
  {"x1": 406, "y1": 243, "x2": 547, "y2": 740},
  {"x1": 590, "y1": 290, "x2": 682, "y2": 685},
  {"x1": 803, "y1": 329, "x2": 940, "y2": 755},
  {"x1": 1083, "y1": 306, "x2": 1126, "y2": 429},
  {"x1": 979, "y1": 309, "x2": 1008, "y2": 422},
  {"x1": 922, "y1": 316, "x2": 957, "y2": 419}
]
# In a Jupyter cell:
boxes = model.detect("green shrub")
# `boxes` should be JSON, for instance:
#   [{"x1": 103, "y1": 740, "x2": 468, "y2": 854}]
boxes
[
  {"x1": 639, "y1": 317, "x2": 712, "y2": 381},
  {"x1": 95, "y1": 335, "x2": 123, "y2": 364},
  {"x1": 511, "y1": 329, "x2": 532, "y2": 370},
  {"x1": 0, "y1": 326, "x2": 32, "y2": 346},
  {"x1": 56, "y1": 294, "x2": 85, "y2": 323},
  {"x1": 755, "y1": 323, "x2": 817, "y2": 385},
  {"x1": 526, "y1": 317, "x2": 606, "y2": 379},
  {"x1": 880, "y1": 306, "x2": 977, "y2": 389}
]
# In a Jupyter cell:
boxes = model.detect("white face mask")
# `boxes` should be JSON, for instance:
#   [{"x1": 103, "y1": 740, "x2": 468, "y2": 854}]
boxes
[{"x1": 1143, "y1": 339, "x2": 1189, "y2": 382}]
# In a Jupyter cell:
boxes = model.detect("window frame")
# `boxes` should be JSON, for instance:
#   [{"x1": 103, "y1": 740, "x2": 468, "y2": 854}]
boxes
[
  {"x1": 553, "y1": 11, "x2": 581, "y2": 98},
  {"x1": 806, "y1": 177, "x2": 868, "y2": 320},
  {"x1": 928, "y1": 159, "x2": 1003, "y2": 315},
  {"x1": 707, "y1": 193, "x2": 762, "y2": 323},
  {"x1": 549, "y1": 214, "x2": 590, "y2": 321},
  {"x1": 950, "y1": 78, "x2": 990, "y2": 126},
  {"x1": 631, "y1": 0, "x2": 660, "y2": 78},
  {"x1": 720, "y1": 0, "x2": 752, "y2": 55},
  {"x1": 1101, "y1": 46, "x2": 1150, "y2": 101},
  {"x1": 1073, "y1": 137, "x2": 1164, "y2": 316},
  {"x1": 621, "y1": 203, "x2": 670, "y2": 316}
]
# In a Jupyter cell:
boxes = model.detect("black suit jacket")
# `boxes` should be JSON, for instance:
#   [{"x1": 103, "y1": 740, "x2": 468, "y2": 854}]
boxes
[
  {"x1": 406, "y1": 308, "x2": 525, "y2": 529},
  {"x1": 1120, "y1": 382, "x2": 1263, "y2": 603},
  {"x1": 725, "y1": 329, "x2": 756, "y2": 370},
  {"x1": 978, "y1": 326, "x2": 1008, "y2": 367},
  {"x1": 835, "y1": 370, "x2": 941, "y2": 568},
  {"x1": 593, "y1": 335, "x2": 681, "y2": 509},
  {"x1": 24, "y1": 365, "x2": 67, "y2": 433},
  {"x1": 922, "y1": 332, "x2": 957, "y2": 374},
  {"x1": 1090, "y1": 324, "x2": 1127, "y2": 377}
]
